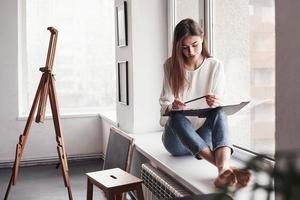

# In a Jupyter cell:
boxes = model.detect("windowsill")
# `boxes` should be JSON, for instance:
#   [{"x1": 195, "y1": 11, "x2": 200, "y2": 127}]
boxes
[
  {"x1": 17, "y1": 110, "x2": 117, "y2": 122},
  {"x1": 131, "y1": 131, "x2": 274, "y2": 199},
  {"x1": 232, "y1": 145, "x2": 275, "y2": 163},
  {"x1": 98, "y1": 110, "x2": 118, "y2": 126}
]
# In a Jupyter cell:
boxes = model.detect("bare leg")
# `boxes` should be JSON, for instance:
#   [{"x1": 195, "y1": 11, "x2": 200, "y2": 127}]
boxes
[
  {"x1": 213, "y1": 147, "x2": 237, "y2": 188},
  {"x1": 215, "y1": 146, "x2": 231, "y2": 173},
  {"x1": 197, "y1": 147, "x2": 215, "y2": 165},
  {"x1": 215, "y1": 147, "x2": 251, "y2": 187},
  {"x1": 196, "y1": 146, "x2": 231, "y2": 170},
  {"x1": 197, "y1": 146, "x2": 237, "y2": 188},
  {"x1": 195, "y1": 109, "x2": 250, "y2": 188}
]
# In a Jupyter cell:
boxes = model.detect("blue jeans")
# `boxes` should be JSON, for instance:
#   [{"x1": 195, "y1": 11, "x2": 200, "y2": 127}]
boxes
[{"x1": 162, "y1": 108, "x2": 233, "y2": 158}]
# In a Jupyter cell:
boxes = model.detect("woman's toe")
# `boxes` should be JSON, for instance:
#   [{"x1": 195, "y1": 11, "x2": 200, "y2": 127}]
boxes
[
  {"x1": 232, "y1": 168, "x2": 251, "y2": 187},
  {"x1": 214, "y1": 169, "x2": 237, "y2": 189}
]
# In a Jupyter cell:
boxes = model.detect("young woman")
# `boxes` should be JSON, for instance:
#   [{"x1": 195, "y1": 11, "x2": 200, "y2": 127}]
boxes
[{"x1": 159, "y1": 18, "x2": 250, "y2": 188}]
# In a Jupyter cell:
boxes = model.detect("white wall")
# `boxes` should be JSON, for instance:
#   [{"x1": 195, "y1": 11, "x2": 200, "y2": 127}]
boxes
[
  {"x1": 116, "y1": 0, "x2": 168, "y2": 133},
  {"x1": 131, "y1": 0, "x2": 168, "y2": 133},
  {"x1": 0, "y1": 0, "x2": 103, "y2": 163},
  {"x1": 116, "y1": 0, "x2": 134, "y2": 132},
  {"x1": 276, "y1": 1, "x2": 300, "y2": 151}
]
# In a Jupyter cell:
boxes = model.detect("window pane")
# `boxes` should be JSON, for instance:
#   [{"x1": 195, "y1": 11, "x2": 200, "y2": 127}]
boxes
[
  {"x1": 23, "y1": 0, "x2": 116, "y2": 114},
  {"x1": 213, "y1": 0, "x2": 275, "y2": 155},
  {"x1": 175, "y1": 0, "x2": 204, "y2": 28},
  {"x1": 176, "y1": 0, "x2": 200, "y2": 23}
]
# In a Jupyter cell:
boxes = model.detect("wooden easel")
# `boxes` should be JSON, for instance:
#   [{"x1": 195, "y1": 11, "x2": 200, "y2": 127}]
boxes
[{"x1": 4, "y1": 27, "x2": 73, "y2": 200}]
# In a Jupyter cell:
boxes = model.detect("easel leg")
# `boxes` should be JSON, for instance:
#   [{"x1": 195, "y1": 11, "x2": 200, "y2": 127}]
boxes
[
  {"x1": 12, "y1": 143, "x2": 21, "y2": 184},
  {"x1": 4, "y1": 176, "x2": 13, "y2": 200},
  {"x1": 36, "y1": 74, "x2": 50, "y2": 122},
  {"x1": 57, "y1": 144, "x2": 71, "y2": 186},
  {"x1": 49, "y1": 75, "x2": 73, "y2": 200},
  {"x1": 4, "y1": 74, "x2": 45, "y2": 200}
]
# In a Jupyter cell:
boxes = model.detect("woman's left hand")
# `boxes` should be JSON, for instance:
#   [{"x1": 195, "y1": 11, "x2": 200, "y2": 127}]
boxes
[{"x1": 206, "y1": 94, "x2": 221, "y2": 108}]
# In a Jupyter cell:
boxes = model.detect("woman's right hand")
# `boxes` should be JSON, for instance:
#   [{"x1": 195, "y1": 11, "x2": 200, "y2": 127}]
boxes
[
  {"x1": 172, "y1": 99, "x2": 186, "y2": 110},
  {"x1": 206, "y1": 94, "x2": 220, "y2": 108}
]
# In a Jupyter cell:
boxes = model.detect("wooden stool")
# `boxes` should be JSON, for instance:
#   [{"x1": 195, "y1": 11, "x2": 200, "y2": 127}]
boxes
[{"x1": 86, "y1": 168, "x2": 144, "y2": 200}]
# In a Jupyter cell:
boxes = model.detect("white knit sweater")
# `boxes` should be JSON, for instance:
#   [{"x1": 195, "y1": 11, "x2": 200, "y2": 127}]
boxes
[{"x1": 159, "y1": 57, "x2": 226, "y2": 130}]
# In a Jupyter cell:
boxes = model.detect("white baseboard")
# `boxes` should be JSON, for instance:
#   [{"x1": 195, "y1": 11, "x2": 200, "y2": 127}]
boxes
[{"x1": 0, "y1": 153, "x2": 104, "y2": 168}]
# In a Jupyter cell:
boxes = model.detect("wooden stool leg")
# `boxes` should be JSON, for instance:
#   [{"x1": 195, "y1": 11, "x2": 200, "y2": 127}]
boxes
[
  {"x1": 136, "y1": 184, "x2": 144, "y2": 200},
  {"x1": 115, "y1": 193, "x2": 122, "y2": 200},
  {"x1": 87, "y1": 178, "x2": 93, "y2": 200},
  {"x1": 107, "y1": 191, "x2": 115, "y2": 200},
  {"x1": 121, "y1": 192, "x2": 126, "y2": 200}
]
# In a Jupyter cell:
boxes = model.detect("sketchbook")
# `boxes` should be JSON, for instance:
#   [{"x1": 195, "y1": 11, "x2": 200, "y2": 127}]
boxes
[{"x1": 163, "y1": 101, "x2": 250, "y2": 118}]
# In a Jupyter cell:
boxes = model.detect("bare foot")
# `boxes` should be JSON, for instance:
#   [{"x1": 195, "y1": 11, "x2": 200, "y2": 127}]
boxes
[
  {"x1": 214, "y1": 169, "x2": 237, "y2": 189},
  {"x1": 231, "y1": 167, "x2": 251, "y2": 187}
]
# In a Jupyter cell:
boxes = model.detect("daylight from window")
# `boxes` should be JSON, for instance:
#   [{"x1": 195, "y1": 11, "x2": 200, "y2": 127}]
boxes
[
  {"x1": 213, "y1": 0, "x2": 275, "y2": 156},
  {"x1": 22, "y1": 0, "x2": 116, "y2": 115}
]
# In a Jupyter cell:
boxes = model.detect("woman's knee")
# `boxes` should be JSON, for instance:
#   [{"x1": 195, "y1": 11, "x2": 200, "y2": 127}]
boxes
[
  {"x1": 170, "y1": 112, "x2": 184, "y2": 120},
  {"x1": 209, "y1": 107, "x2": 227, "y2": 120},
  {"x1": 162, "y1": 131, "x2": 190, "y2": 156},
  {"x1": 169, "y1": 112, "x2": 189, "y2": 127}
]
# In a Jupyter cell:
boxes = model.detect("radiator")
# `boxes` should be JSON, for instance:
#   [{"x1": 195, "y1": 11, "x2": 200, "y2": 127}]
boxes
[{"x1": 141, "y1": 163, "x2": 192, "y2": 200}]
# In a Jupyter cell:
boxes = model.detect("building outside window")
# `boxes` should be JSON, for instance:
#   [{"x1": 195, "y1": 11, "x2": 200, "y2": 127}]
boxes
[
  {"x1": 21, "y1": 0, "x2": 116, "y2": 115},
  {"x1": 170, "y1": 0, "x2": 275, "y2": 157}
]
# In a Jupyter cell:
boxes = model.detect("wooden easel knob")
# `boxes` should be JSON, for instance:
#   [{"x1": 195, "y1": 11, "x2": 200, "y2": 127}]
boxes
[
  {"x1": 39, "y1": 67, "x2": 51, "y2": 73},
  {"x1": 47, "y1": 27, "x2": 58, "y2": 34}
]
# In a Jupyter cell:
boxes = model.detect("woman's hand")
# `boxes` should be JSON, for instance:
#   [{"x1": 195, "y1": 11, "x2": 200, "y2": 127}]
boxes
[
  {"x1": 172, "y1": 99, "x2": 186, "y2": 110},
  {"x1": 206, "y1": 94, "x2": 220, "y2": 108}
]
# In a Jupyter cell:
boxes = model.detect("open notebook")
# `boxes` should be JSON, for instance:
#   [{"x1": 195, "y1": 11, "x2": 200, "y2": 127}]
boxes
[{"x1": 163, "y1": 101, "x2": 250, "y2": 118}]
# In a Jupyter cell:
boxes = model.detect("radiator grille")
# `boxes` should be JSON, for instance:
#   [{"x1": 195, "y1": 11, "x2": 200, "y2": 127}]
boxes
[{"x1": 141, "y1": 163, "x2": 192, "y2": 200}]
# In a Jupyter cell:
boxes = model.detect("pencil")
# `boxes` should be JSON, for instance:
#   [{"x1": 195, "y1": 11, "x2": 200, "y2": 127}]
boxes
[{"x1": 184, "y1": 95, "x2": 207, "y2": 104}]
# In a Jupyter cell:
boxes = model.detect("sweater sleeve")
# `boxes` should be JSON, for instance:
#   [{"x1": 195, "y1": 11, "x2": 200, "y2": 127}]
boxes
[
  {"x1": 211, "y1": 61, "x2": 226, "y2": 104},
  {"x1": 159, "y1": 61, "x2": 174, "y2": 126}
]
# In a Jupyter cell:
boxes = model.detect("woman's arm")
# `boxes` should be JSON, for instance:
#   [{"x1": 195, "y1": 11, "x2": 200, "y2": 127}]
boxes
[
  {"x1": 207, "y1": 61, "x2": 226, "y2": 107},
  {"x1": 159, "y1": 67, "x2": 174, "y2": 115}
]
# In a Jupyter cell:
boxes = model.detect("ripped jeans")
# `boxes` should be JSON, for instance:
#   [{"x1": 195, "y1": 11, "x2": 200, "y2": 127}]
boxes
[{"x1": 162, "y1": 108, "x2": 233, "y2": 158}]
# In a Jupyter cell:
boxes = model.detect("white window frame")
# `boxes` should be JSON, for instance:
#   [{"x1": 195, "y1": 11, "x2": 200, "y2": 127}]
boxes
[
  {"x1": 167, "y1": 0, "x2": 176, "y2": 56},
  {"x1": 18, "y1": 0, "x2": 28, "y2": 117},
  {"x1": 204, "y1": 0, "x2": 213, "y2": 55},
  {"x1": 167, "y1": 0, "x2": 206, "y2": 56}
]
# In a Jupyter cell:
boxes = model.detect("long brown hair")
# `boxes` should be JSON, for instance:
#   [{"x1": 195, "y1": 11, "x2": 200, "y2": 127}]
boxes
[{"x1": 167, "y1": 18, "x2": 211, "y2": 97}]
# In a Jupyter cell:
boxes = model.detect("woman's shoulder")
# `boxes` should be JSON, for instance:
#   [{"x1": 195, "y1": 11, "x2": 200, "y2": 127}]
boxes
[
  {"x1": 206, "y1": 57, "x2": 222, "y2": 65},
  {"x1": 205, "y1": 57, "x2": 223, "y2": 70}
]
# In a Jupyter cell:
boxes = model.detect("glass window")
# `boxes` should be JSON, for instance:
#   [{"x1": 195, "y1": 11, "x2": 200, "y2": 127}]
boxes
[
  {"x1": 175, "y1": 0, "x2": 204, "y2": 27},
  {"x1": 170, "y1": 0, "x2": 275, "y2": 156},
  {"x1": 21, "y1": 0, "x2": 116, "y2": 115},
  {"x1": 167, "y1": 0, "x2": 205, "y2": 55},
  {"x1": 213, "y1": 0, "x2": 275, "y2": 156}
]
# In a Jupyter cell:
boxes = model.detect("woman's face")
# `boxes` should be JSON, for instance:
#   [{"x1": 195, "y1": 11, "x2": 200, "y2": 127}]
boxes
[{"x1": 181, "y1": 35, "x2": 203, "y2": 62}]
